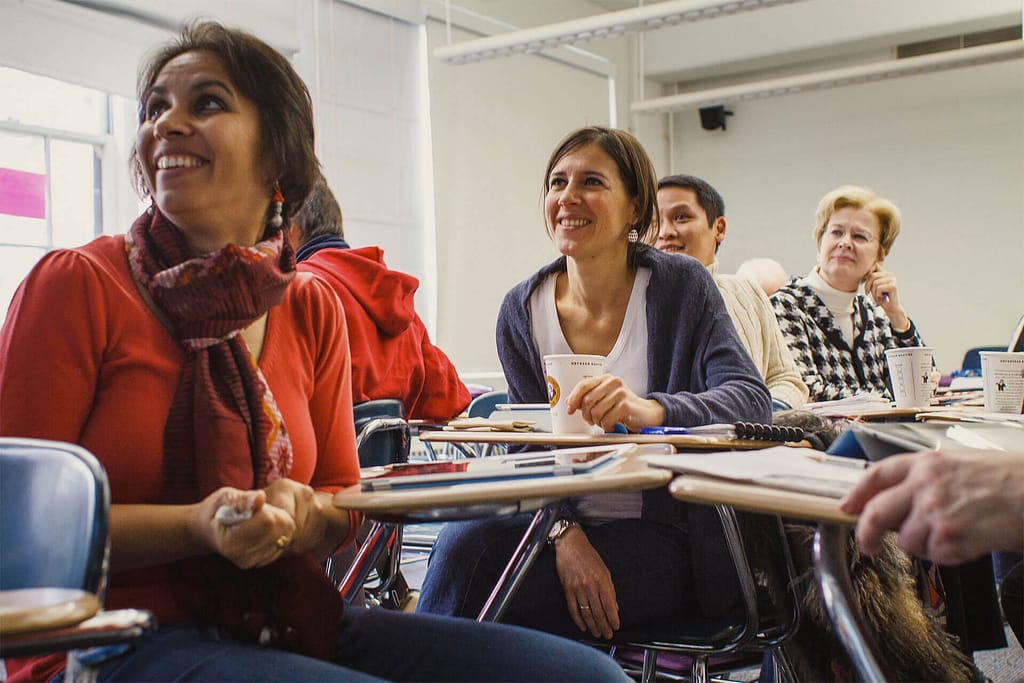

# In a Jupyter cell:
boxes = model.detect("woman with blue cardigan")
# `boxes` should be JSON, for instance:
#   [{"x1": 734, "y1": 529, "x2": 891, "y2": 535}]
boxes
[{"x1": 417, "y1": 126, "x2": 770, "y2": 640}]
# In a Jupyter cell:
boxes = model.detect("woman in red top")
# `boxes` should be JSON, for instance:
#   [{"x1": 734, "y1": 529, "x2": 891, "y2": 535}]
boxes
[{"x1": 0, "y1": 20, "x2": 627, "y2": 683}]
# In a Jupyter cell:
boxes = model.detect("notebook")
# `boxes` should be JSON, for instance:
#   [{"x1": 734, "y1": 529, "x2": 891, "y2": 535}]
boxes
[
  {"x1": 851, "y1": 421, "x2": 1024, "y2": 460},
  {"x1": 643, "y1": 446, "x2": 867, "y2": 498},
  {"x1": 359, "y1": 444, "x2": 633, "y2": 491}
]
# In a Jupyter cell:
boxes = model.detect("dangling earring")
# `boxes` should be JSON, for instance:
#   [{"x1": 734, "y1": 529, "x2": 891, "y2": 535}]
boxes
[
  {"x1": 147, "y1": 198, "x2": 155, "y2": 216},
  {"x1": 269, "y1": 182, "x2": 284, "y2": 229},
  {"x1": 627, "y1": 226, "x2": 639, "y2": 244}
]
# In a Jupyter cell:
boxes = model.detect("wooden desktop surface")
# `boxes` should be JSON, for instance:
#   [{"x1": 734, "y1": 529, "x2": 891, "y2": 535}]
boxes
[
  {"x1": 418, "y1": 430, "x2": 795, "y2": 450},
  {"x1": 669, "y1": 475, "x2": 857, "y2": 525},
  {"x1": 0, "y1": 587, "x2": 100, "y2": 635},
  {"x1": 333, "y1": 455, "x2": 671, "y2": 516}
]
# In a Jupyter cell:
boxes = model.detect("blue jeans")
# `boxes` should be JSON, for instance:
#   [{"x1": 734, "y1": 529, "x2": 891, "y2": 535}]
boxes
[
  {"x1": 417, "y1": 514, "x2": 697, "y2": 639},
  {"x1": 93, "y1": 607, "x2": 629, "y2": 682}
]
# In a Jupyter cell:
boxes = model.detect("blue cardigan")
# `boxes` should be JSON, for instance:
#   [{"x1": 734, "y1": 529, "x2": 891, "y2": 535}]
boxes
[
  {"x1": 496, "y1": 246, "x2": 771, "y2": 616},
  {"x1": 497, "y1": 246, "x2": 771, "y2": 430}
]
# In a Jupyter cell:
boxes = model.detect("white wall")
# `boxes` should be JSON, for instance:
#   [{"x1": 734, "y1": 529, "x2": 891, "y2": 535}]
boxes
[
  {"x1": 423, "y1": 0, "x2": 676, "y2": 385},
  {"x1": 425, "y1": 2, "x2": 632, "y2": 385},
  {"x1": 646, "y1": 58, "x2": 1024, "y2": 371},
  {"x1": 295, "y1": 0, "x2": 432, "y2": 322}
]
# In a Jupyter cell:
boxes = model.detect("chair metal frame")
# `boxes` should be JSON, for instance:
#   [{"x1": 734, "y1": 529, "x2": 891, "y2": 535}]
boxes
[
  {"x1": 596, "y1": 507, "x2": 801, "y2": 683},
  {"x1": 331, "y1": 400, "x2": 412, "y2": 608},
  {"x1": 0, "y1": 437, "x2": 154, "y2": 680}
]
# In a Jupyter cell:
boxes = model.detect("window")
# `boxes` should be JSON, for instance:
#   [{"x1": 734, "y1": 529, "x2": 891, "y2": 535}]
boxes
[{"x1": 0, "y1": 67, "x2": 132, "y2": 323}]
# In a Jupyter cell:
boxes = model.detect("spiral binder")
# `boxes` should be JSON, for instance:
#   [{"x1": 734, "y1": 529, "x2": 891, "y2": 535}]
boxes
[
  {"x1": 732, "y1": 422, "x2": 804, "y2": 442},
  {"x1": 643, "y1": 422, "x2": 806, "y2": 442}
]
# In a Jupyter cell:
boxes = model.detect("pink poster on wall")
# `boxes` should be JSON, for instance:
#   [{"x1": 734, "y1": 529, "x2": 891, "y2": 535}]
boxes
[{"x1": 0, "y1": 168, "x2": 46, "y2": 219}]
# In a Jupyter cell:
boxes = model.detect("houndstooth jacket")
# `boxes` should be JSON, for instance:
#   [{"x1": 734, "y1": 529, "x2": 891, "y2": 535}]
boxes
[{"x1": 771, "y1": 277, "x2": 923, "y2": 402}]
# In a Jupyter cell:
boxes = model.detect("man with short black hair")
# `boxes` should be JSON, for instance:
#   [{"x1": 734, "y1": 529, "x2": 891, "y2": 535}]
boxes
[{"x1": 655, "y1": 174, "x2": 807, "y2": 409}]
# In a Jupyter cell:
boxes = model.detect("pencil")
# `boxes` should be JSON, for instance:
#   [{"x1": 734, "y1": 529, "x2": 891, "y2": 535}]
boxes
[{"x1": 804, "y1": 452, "x2": 870, "y2": 469}]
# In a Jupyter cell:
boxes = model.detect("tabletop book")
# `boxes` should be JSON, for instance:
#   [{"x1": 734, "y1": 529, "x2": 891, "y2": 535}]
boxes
[
  {"x1": 359, "y1": 444, "x2": 633, "y2": 491},
  {"x1": 644, "y1": 446, "x2": 866, "y2": 498}
]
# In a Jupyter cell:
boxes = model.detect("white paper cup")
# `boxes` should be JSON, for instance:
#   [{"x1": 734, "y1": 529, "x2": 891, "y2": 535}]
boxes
[
  {"x1": 884, "y1": 346, "x2": 934, "y2": 409},
  {"x1": 980, "y1": 351, "x2": 1024, "y2": 414},
  {"x1": 543, "y1": 354, "x2": 605, "y2": 434}
]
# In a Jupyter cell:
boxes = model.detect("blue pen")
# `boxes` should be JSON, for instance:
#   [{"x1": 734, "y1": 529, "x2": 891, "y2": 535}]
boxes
[{"x1": 639, "y1": 426, "x2": 690, "y2": 435}]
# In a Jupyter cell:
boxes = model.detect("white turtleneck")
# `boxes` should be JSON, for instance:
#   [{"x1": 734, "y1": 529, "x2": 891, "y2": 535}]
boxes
[{"x1": 802, "y1": 268, "x2": 857, "y2": 344}]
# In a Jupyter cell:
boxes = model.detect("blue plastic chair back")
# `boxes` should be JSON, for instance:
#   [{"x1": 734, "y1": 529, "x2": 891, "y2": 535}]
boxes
[
  {"x1": 467, "y1": 390, "x2": 508, "y2": 419},
  {"x1": 961, "y1": 346, "x2": 1005, "y2": 374},
  {"x1": 0, "y1": 438, "x2": 109, "y2": 594},
  {"x1": 353, "y1": 399, "x2": 409, "y2": 468}
]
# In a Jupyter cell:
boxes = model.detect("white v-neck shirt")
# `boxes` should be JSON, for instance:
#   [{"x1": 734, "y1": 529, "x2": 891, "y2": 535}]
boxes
[{"x1": 528, "y1": 267, "x2": 651, "y2": 522}]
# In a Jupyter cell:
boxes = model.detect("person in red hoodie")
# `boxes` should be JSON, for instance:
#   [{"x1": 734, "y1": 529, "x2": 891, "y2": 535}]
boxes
[{"x1": 293, "y1": 177, "x2": 470, "y2": 421}]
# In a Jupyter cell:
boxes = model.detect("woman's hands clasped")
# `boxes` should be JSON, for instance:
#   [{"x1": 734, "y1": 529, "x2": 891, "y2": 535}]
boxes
[
  {"x1": 566, "y1": 374, "x2": 665, "y2": 433},
  {"x1": 192, "y1": 479, "x2": 325, "y2": 569}
]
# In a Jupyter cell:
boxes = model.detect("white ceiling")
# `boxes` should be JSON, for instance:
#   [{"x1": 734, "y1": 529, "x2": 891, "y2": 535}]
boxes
[{"x1": 532, "y1": 0, "x2": 1022, "y2": 88}]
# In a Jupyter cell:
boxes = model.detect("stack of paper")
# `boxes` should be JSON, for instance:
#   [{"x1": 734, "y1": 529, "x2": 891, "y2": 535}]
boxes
[
  {"x1": 643, "y1": 446, "x2": 867, "y2": 498},
  {"x1": 803, "y1": 393, "x2": 891, "y2": 417}
]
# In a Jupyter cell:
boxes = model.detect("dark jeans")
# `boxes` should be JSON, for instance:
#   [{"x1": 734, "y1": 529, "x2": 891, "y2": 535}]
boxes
[
  {"x1": 94, "y1": 607, "x2": 630, "y2": 682},
  {"x1": 417, "y1": 514, "x2": 697, "y2": 639}
]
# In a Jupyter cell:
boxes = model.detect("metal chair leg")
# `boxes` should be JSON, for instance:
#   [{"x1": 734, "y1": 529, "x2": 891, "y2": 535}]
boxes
[
  {"x1": 339, "y1": 521, "x2": 395, "y2": 603},
  {"x1": 691, "y1": 655, "x2": 708, "y2": 683},
  {"x1": 641, "y1": 648, "x2": 658, "y2": 683},
  {"x1": 813, "y1": 524, "x2": 889, "y2": 683}
]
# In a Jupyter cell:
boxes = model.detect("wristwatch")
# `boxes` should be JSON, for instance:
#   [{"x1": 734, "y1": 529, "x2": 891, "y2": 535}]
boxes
[{"x1": 547, "y1": 519, "x2": 579, "y2": 545}]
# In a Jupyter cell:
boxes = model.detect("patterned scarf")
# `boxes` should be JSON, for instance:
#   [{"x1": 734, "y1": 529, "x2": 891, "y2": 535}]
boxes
[
  {"x1": 126, "y1": 208, "x2": 295, "y2": 500},
  {"x1": 126, "y1": 209, "x2": 342, "y2": 662}
]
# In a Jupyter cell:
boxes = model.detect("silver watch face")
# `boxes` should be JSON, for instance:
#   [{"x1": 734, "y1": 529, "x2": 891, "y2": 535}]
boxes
[{"x1": 548, "y1": 520, "x2": 568, "y2": 541}]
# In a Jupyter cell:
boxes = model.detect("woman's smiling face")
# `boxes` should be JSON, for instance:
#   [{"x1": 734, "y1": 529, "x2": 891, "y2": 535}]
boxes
[
  {"x1": 544, "y1": 143, "x2": 638, "y2": 264},
  {"x1": 136, "y1": 50, "x2": 270, "y2": 252}
]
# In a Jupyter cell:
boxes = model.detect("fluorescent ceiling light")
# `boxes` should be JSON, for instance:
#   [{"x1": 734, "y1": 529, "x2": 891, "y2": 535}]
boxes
[
  {"x1": 434, "y1": 0, "x2": 809, "y2": 64},
  {"x1": 631, "y1": 39, "x2": 1024, "y2": 114}
]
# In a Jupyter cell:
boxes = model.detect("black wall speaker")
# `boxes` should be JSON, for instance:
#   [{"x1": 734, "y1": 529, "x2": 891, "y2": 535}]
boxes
[{"x1": 699, "y1": 105, "x2": 734, "y2": 131}]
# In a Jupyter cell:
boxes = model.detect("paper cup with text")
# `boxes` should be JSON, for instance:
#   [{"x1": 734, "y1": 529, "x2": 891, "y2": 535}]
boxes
[
  {"x1": 884, "y1": 346, "x2": 934, "y2": 409},
  {"x1": 980, "y1": 351, "x2": 1024, "y2": 414},
  {"x1": 543, "y1": 354, "x2": 605, "y2": 434}
]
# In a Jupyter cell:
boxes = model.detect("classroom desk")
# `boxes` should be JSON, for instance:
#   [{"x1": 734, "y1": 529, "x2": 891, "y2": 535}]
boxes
[
  {"x1": 0, "y1": 588, "x2": 99, "y2": 636},
  {"x1": 332, "y1": 453, "x2": 672, "y2": 621},
  {"x1": 669, "y1": 475, "x2": 886, "y2": 683},
  {"x1": 418, "y1": 430, "x2": 791, "y2": 451}
]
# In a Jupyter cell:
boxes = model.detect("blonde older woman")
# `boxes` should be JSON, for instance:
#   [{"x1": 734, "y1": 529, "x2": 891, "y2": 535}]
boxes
[{"x1": 771, "y1": 185, "x2": 925, "y2": 402}]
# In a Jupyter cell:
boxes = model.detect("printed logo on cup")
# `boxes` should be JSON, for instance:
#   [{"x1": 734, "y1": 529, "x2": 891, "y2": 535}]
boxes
[
  {"x1": 542, "y1": 353, "x2": 606, "y2": 434},
  {"x1": 980, "y1": 351, "x2": 1024, "y2": 414},
  {"x1": 884, "y1": 346, "x2": 933, "y2": 409},
  {"x1": 546, "y1": 375, "x2": 560, "y2": 408}
]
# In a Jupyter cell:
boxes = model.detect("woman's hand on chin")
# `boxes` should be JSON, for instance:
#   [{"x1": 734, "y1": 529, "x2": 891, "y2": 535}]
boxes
[
  {"x1": 864, "y1": 265, "x2": 910, "y2": 331},
  {"x1": 566, "y1": 374, "x2": 665, "y2": 432}
]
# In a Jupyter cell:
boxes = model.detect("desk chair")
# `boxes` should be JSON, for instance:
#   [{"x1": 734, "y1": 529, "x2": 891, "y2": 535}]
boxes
[
  {"x1": 331, "y1": 399, "x2": 412, "y2": 608},
  {"x1": 960, "y1": 346, "x2": 1005, "y2": 376},
  {"x1": 468, "y1": 390, "x2": 509, "y2": 458},
  {"x1": 0, "y1": 438, "x2": 154, "y2": 678},
  {"x1": 595, "y1": 509, "x2": 799, "y2": 683}
]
